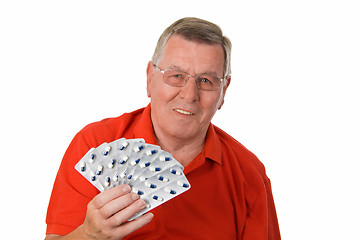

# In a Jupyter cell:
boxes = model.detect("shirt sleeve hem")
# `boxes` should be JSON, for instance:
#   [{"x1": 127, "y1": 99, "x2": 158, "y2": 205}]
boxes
[{"x1": 46, "y1": 223, "x2": 77, "y2": 236}]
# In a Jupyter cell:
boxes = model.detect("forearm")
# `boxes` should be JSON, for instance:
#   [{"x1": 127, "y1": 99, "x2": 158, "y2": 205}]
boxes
[{"x1": 45, "y1": 225, "x2": 89, "y2": 240}]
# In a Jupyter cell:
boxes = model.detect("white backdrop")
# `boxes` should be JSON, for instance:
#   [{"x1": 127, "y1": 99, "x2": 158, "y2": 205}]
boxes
[{"x1": 1, "y1": 0, "x2": 359, "y2": 239}]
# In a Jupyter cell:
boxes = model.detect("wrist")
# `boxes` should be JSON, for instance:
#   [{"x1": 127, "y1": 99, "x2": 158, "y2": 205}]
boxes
[{"x1": 74, "y1": 224, "x2": 94, "y2": 240}]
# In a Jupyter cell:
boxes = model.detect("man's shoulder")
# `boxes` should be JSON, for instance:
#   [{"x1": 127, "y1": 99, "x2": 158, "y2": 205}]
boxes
[
  {"x1": 78, "y1": 107, "x2": 146, "y2": 145},
  {"x1": 213, "y1": 125, "x2": 267, "y2": 177},
  {"x1": 213, "y1": 125, "x2": 257, "y2": 159}
]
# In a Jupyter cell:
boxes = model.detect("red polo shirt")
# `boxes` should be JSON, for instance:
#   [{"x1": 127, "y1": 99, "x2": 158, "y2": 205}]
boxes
[{"x1": 46, "y1": 104, "x2": 281, "y2": 239}]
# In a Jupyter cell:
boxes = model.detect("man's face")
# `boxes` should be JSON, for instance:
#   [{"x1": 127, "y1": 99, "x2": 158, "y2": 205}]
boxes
[{"x1": 147, "y1": 35, "x2": 230, "y2": 141}]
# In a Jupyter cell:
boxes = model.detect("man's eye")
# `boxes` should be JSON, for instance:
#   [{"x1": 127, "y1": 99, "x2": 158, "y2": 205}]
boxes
[
  {"x1": 173, "y1": 74, "x2": 184, "y2": 78},
  {"x1": 199, "y1": 77, "x2": 213, "y2": 84}
]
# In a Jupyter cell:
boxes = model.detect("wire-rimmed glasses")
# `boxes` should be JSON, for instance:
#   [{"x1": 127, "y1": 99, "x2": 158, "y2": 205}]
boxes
[{"x1": 153, "y1": 64, "x2": 225, "y2": 91}]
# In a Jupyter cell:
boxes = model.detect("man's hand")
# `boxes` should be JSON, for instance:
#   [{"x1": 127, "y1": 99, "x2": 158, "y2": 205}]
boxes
[
  {"x1": 83, "y1": 184, "x2": 153, "y2": 238},
  {"x1": 45, "y1": 184, "x2": 153, "y2": 240}
]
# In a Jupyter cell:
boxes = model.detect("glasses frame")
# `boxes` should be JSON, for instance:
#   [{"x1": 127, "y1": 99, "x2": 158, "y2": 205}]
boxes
[{"x1": 153, "y1": 63, "x2": 225, "y2": 91}]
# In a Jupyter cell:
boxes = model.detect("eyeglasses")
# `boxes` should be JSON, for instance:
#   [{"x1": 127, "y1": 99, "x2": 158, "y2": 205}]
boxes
[{"x1": 153, "y1": 64, "x2": 225, "y2": 91}]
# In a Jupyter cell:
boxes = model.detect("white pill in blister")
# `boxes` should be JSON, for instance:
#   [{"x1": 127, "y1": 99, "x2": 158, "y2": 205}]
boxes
[
  {"x1": 103, "y1": 146, "x2": 111, "y2": 156},
  {"x1": 152, "y1": 195, "x2": 164, "y2": 201},
  {"x1": 157, "y1": 175, "x2": 169, "y2": 182},
  {"x1": 130, "y1": 158, "x2": 140, "y2": 166},
  {"x1": 170, "y1": 169, "x2": 182, "y2": 176},
  {"x1": 177, "y1": 180, "x2": 190, "y2": 188},
  {"x1": 164, "y1": 187, "x2": 176, "y2": 195},
  {"x1": 108, "y1": 159, "x2": 116, "y2": 168},
  {"x1": 159, "y1": 156, "x2": 171, "y2": 161},
  {"x1": 139, "y1": 176, "x2": 148, "y2": 181},
  {"x1": 96, "y1": 165, "x2": 104, "y2": 175},
  {"x1": 146, "y1": 149, "x2": 157, "y2": 156},
  {"x1": 105, "y1": 177, "x2": 111, "y2": 187},
  {"x1": 89, "y1": 153, "x2": 96, "y2": 163},
  {"x1": 133, "y1": 175, "x2": 139, "y2": 181},
  {"x1": 119, "y1": 155, "x2": 129, "y2": 164},
  {"x1": 119, "y1": 141, "x2": 129, "y2": 150},
  {"x1": 132, "y1": 188, "x2": 144, "y2": 195},
  {"x1": 120, "y1": 171, "x2": 127, "y2": 178},
  {"x1": 90, "y1": 173, "x2": 96, "y2": 182},
  {"x1": 80, "y1": 161, "x2": 86, "y2": 172},
  {"x1": 150, "y1": 166, "x2": 161, "y2": 172},
  {"x1": 134, "y1": 145, "x2": 145, "y2": 152},
  {"x1": 140, "y1": 162, "x2": 150, "y2": 168},
  {"x1": 113, "y1": 173, "x2": 119, "y2": 182},
  {"x1": 145, "y1": 181, "x2": 157, "y2": 189}
]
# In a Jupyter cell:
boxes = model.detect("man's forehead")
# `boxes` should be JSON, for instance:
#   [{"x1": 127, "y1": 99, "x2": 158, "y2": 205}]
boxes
[
  {"x1": 164, "y1": 34, "x2": 223, "y2": 50},
  {"x1": 159, "y1": 35, "x2": 225, "y2": 70}
]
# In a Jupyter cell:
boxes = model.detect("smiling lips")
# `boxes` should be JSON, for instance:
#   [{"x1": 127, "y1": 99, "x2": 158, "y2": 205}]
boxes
[{"x1": 174, "y1": 108, "x2": 195, "y2": 115}]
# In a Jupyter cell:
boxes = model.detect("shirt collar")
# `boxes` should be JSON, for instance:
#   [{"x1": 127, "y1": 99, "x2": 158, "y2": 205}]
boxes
[
  {"x1": 133, "y1": 103, "x2": 223, "y2": 165},
  {"x1": 133, "y1": 103, "x2": 158, "y2": 145},
  {"x1": 203, "y1": 123, "x2": 223, "y2": 165}
]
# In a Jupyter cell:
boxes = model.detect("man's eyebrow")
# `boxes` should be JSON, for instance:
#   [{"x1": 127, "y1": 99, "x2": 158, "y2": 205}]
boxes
[
  {"x1": 166, "y1": 65, "x2": 221, "y2": 76},
  {"x1": 201, "y1": 70, "x2": 221, "y2": 76},
  {"x1": 167, "y1": 64, "x2": 185, "y2": 71}
]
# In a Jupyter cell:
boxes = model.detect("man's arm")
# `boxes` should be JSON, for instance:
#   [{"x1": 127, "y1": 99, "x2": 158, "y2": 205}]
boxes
[
  {"x1": 241, "y1": 180, "x2": 281, "y2": 240},
  {"x1": 45, "y1": 185, "x2": 153, "y2": 240}
]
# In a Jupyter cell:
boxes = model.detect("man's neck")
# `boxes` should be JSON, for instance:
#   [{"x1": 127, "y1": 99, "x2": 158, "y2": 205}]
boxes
[{"x1": 154, "y1": 128, "x2": 207, "y2": 167}]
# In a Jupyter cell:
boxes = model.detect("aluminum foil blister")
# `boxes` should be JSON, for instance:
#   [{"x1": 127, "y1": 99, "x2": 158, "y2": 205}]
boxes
[{"x1": 74, "y1": 137, "x2": 191, "y2": 220}]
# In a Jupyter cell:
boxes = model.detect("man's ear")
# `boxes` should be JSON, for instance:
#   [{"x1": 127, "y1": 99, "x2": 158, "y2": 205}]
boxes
[
  {"x1": 218, "y1": 75, "x2": 231, "y2": 110},
  {"x1": 146, "y1": 61, "x2": 154, "y2": 98},
  {"x1": 225, "y1": 75, "x2": 231, "y2": 88}
]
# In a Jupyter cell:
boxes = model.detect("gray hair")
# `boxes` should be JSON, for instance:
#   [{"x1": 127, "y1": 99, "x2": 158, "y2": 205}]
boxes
[{"x1": 151, "y1": 17, "x2": 232, "y2": 78}]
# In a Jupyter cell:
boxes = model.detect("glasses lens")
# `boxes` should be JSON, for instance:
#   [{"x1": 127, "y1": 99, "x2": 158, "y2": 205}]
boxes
[
  {"x1": 197, "y1": 74, "x2": 222, "y2": 91},
  {"x1": 163, "y1": 69, "x2": 188, "y2": 87}
]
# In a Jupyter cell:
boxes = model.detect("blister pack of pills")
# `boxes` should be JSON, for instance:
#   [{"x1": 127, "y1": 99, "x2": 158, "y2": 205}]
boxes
[{"x1": 75, "y1": 138, "x2": 191, "y2": 220}]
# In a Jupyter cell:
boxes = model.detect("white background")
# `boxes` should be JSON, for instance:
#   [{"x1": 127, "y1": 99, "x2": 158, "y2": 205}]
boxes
[{"x1": 1, "y1": 0, "x2": 359, "y2": 239}]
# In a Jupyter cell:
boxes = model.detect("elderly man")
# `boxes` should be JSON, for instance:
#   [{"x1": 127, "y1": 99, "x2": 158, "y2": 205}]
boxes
[{"x1": 45, "y1": 17, "x2": 281, "y2": 239}]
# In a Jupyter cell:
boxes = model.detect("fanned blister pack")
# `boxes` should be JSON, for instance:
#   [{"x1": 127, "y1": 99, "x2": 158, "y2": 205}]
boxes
[{"x1": 75, "y1": 138, "x2": 191, "y2": 220}]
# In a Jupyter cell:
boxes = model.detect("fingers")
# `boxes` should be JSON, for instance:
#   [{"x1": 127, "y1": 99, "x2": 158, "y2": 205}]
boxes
[
  {"x1": 107, "y1": 198, "x2": 147, "y2": 226},
  {"x1": 92, "y1": 184, "x2": 131, "y2": 209},
  {"x1": 100, "y1": 192, "x2": 140, "y2": 218},
  {"x1": 114, "y1": 212, "x2": 154, "y2": 237},
  {"x1": 83, "y1": 184, "x2": 154, "y2": 239}
]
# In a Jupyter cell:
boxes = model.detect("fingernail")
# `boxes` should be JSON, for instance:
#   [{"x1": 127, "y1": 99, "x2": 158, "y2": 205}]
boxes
[
  {"x1": 137, "y1": 199, "x2": 146, "y2": 208},
  {"x1": 145, "y1": 213, "x2": 154, "y2": 222},
  {"x1": 132, "y1": 193, "x2": 140, "y2": 201},
  {"x1": 122, "y1": 185, "x2": 130, "y2": 193}
]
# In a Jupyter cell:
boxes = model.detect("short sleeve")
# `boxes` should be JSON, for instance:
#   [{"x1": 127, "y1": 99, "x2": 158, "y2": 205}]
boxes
[
  {"x1": 45, "y1": 131, "x2": 100, "y2": 235},
  {"x1": 241, "y1": 178, "x2": 281, "y2": 240}
]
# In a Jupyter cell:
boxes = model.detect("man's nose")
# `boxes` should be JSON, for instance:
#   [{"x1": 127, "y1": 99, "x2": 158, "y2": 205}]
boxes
[{"x1": 178, "y1": 76, "x2": 200, "y2": 102}]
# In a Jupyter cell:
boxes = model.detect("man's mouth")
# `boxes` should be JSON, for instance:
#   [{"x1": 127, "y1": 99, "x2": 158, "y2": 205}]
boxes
[{"x1": 174, "y1": 108, "x2": 195, "y2": 115}]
